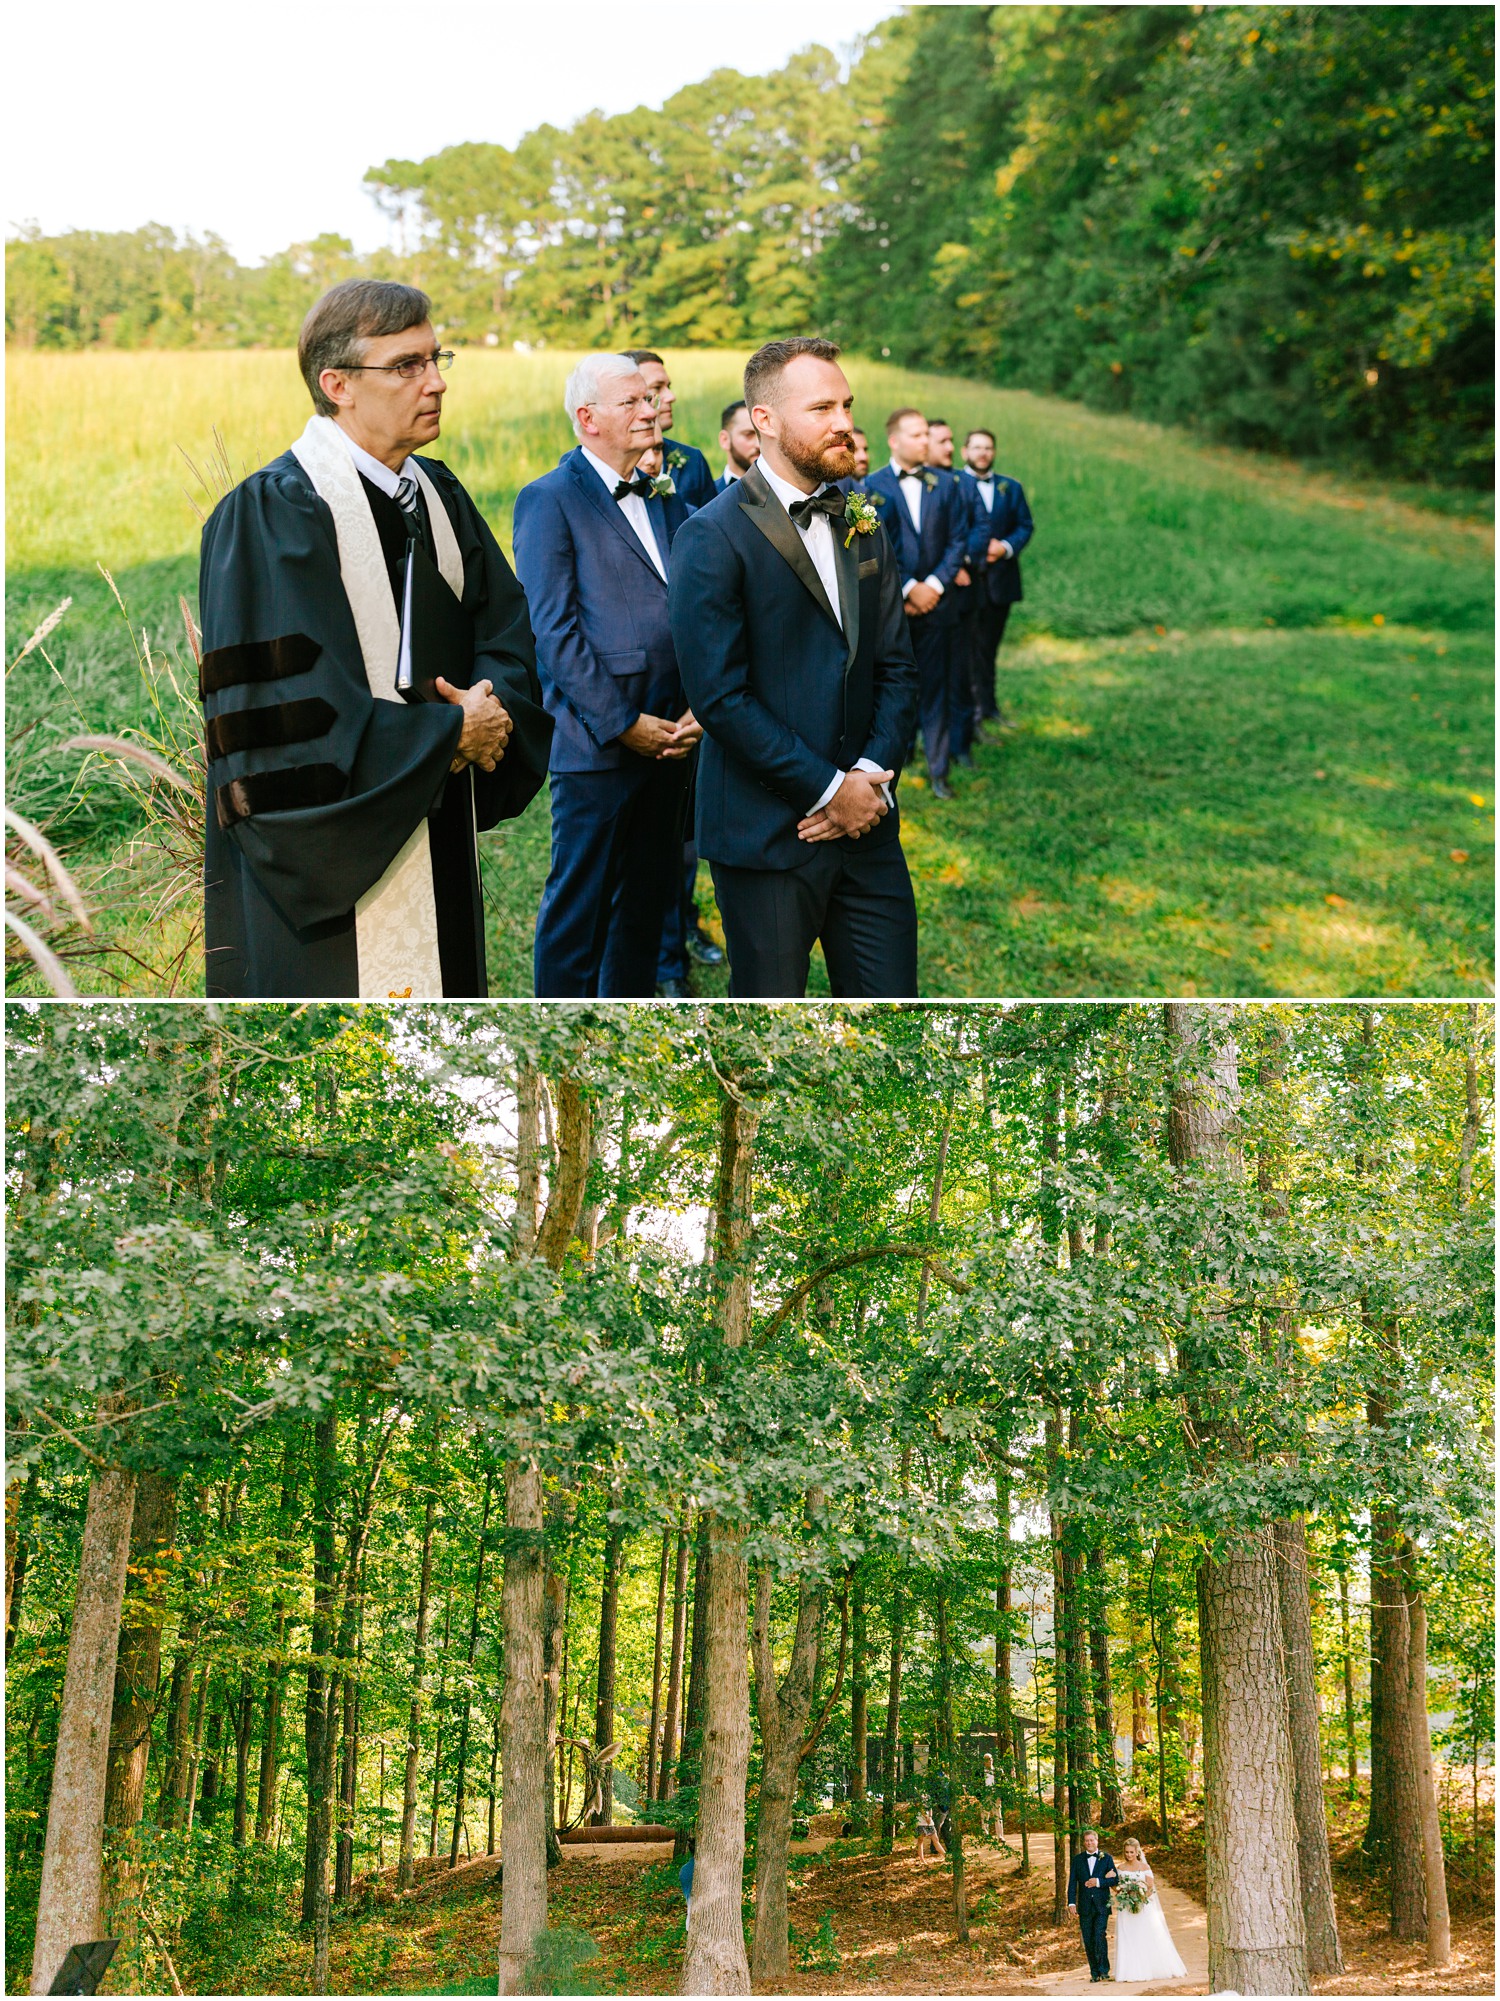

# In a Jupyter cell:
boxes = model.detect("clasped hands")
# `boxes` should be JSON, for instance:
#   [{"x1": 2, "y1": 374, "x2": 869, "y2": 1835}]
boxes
[
  {"x1": 797, "y1": 767, "x2": 894, "y2": 845},
  {"x1": 620, "y1": 710, "x2": 703, "y2": 760},
  {"x1": 439, "y1": 676, "x2": 512, "y2": 773}
]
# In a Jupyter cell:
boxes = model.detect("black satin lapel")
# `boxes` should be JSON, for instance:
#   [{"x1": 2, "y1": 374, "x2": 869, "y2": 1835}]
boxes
[
  {"x1": 832, "y1": 521, "x2": 860, "y2": 671},
  {"x1": 568, "y1": 453, "x2": 668, "y2": 585},
  {"x1": 737, "y1": 467, "x2": 840, "y2": 632}
]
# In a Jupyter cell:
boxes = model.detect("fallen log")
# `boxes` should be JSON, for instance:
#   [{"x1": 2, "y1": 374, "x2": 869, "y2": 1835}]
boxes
[{"x1": 557, "y1": 1824, "x2": 674, "y2": 1845}]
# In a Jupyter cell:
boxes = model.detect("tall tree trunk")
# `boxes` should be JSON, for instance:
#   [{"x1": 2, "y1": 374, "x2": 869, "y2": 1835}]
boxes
[
  {"x1": 645, "y1": 1528, "x2": 671, "y2": 1802},
  {"x1": 880, "y1": 1449, "x2": 912, "y2": 1857},
  {"x1": 232, "y1": 1671, "x2": 255, "y2": 1850},
  {"x1": 497, "y1": 1463, "x2": 548, "y2": 1994},
  {"x1": 103, "y1": 1469, "x2": 177, "y2": 1948},
  {"x1": 660, "y1": 1515, "x2": 691, "y2": 1801},
  {"x1": 1199, "y1": 1546, "x2": 1309, "y2": 1992},
  {"x1": 302, "y1": 1408, "x2": 339, "y2": 1997},
  {"x1": 488, "y1": 1714, "x2": 501, "y2": 1855},
  {"x1": 1274, "y1": 1518, "x2": 1343, "y2": 1975},
  {"x1": 1372, "y1": 1503, "x2": 1426, "y2": 1935},
  {"x1": 849, "y1": 1566, "x2": 868, "y2": 1817},
  {"x1": 1404, "y1": 1557, "x2": 1450, "y2": 1965},
  {"x1": 935, "y1": 1587, "x2": 969, "y2": 1941},
  {"x1": 673, "y1": 1523, "x2": 711, "y2": 1862},
  {"x1": 1085, "y1": 1544, "x2": 1124, "y2": 1830},
  {"x1": 498, "y1": 1066, "x2": 592, "y2": 1993},
  {"x1": 28, "y1": 1462, "x2": 137, "y2": 1995},
  {"x1": 681, "y1": 1080, "x2": 760, "y2": 1997},
  {"x1": 334, "y1": 1666, "x2": 357, "y2": 1900},
  {"x1": 1339, "y1": 1565, "x2": 1359, "y2": 1800},
  {"x1": 450, "y1": 1470, "x2": 495, "y2": 1865},
  {"x1": 398, "y1": 1483, "x2": 438, "y2": 1890},
  {"x1": 590, "y1": 1524, "x2": 625, "y2": 1824},
  {"x1": 256, "y1": 1437, "x2": 299, "y2": 1844},
  {"x1": 1047, "y1": 1413, "x2": 1069, "y2": 1923}
]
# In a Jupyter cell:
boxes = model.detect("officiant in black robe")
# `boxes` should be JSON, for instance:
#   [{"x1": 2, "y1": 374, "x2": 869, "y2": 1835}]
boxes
[{"x1": 198, "y1": 280, "x2": 550, "y2": 999}]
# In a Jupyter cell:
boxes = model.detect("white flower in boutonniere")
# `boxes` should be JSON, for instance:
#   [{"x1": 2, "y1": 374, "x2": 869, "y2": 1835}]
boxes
[
  {"x1": 923, "y1": 470, "x2": 939, "y2": 491},
  {"x1": 667, "y1": 448, "x2": 688, "y2": 474},
  {"x1": 650, "y1": 474, "x2": 676, "y2": 499},
  {"x1": 843, "y1": 491, "x2": 879, "y2": 548}
]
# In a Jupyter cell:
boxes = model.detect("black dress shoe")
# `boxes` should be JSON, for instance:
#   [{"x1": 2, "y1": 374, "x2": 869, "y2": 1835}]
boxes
[
  {"x1": 655, "y1": 978, "x2": 690, "y2": 1000},
  {"x1": 952, "y1": 750, "x2": 974, "y2": 769},
  {"x1": 930, "y1": 777, "x2": 954, "y2": 800},
  {"x1": 685, "y1": 928, "x2": 724, "y2": 967}
]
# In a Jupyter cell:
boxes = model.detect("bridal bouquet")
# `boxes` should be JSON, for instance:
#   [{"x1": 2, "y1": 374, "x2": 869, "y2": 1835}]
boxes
[{"x1": 1113, "y1": 1879, "x2": 1152, "y2": 1914}]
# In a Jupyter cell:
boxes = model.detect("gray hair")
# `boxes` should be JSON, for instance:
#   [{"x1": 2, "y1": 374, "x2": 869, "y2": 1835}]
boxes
[
  {"x1": 299, "y1": 280, "x2": 432, "y2": 416},
  {"x1": 565, "y1": 353, "x2": 641, "y2": 438}
]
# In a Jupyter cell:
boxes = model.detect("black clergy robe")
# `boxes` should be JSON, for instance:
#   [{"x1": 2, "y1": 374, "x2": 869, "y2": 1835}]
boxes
[{"x1": 198, "y1": 452, "x2": 551, "y2": 997}]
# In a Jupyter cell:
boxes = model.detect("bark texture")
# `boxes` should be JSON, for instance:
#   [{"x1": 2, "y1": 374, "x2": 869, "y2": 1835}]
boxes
[
  {"x1": 29, "y1": 1464, "x2": 137, "y2": 1995},
  {"x1": 1274, "y1": 1517, "x2": 1343, "y2": 1976}
]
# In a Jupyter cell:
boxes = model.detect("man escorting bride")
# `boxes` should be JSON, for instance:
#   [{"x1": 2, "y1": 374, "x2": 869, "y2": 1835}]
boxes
[{"x1": 1112, "y1": 1836, "x2": 1189, "y2": 1985}]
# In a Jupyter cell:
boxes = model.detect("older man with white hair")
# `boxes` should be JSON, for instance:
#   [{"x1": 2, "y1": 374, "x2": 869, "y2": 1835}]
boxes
[{"x1": 513, "y1": 353, "x2": 702, "y2": 997}]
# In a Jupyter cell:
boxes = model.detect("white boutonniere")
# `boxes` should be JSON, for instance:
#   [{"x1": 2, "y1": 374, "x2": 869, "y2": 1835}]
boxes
[
  {"x1": 650, "y1": 474, "x2": 676, "y2": 499},
  {"x1": 667, "y1": 448, "x2": 688, "y2": 474},
  {"x1": 923, "y1": 469, "x2": 939, "y2": 491},
  {"x1": 843, "y1": 491, "x2": 879, "y2": 548}
]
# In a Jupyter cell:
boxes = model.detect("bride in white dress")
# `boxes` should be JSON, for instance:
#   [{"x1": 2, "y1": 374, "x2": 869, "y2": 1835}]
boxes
[{"x1": 1112, "y1": 1838, "x2": 1188, "y2": 1983}]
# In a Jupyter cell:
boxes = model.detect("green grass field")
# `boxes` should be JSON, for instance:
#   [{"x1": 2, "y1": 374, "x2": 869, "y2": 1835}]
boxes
[{"x1": 6, "y1": 348, "x2": 1493, "y2": 996}]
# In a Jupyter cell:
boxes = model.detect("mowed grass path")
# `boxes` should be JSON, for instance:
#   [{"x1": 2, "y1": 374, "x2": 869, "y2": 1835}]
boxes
[{"x1": 7, "y1": 349, "x2": 1492, "y2": 996}]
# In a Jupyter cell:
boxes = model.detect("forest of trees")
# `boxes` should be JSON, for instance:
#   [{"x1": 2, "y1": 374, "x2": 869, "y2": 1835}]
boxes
[
  {"x1": 6, "y1": 1001, "x2": 1493, "y2": 1995},
  {"x1": 6, "y1": 6, "x2": 1492, "y2": 482}
]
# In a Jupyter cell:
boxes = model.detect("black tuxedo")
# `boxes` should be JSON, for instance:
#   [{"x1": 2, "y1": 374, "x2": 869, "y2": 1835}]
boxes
[
  {"x1": 1067, "y1": 1849, "x2": 1117, "y2": 1981},
  {"x1": 667, "y1": 462, "x2": 920, "y2": 998}
]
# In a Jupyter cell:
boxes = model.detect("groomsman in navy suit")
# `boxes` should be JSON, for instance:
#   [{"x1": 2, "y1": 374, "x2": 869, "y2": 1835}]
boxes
[
  {"x1": 668, "y1": 337, "x2": 919, "y2": 998},
  {"x1": 715, "y1": 399, "x2": 760, "y2": 492},
  {"x1": 624, "y1": 350, "x2": 718, "y2": 508},
  {"x1": 514, "y1": 353, "x2": 701, "y2": 997},
  {"x1": 959, "y1": 427, "x2": 1033, "y2": 727},
  {"x1": 923, "y1": 416, "x2": 980, "y2": 767},
  {"x1": 861, "y1": 409, "x2": 969, "y2": 799}
]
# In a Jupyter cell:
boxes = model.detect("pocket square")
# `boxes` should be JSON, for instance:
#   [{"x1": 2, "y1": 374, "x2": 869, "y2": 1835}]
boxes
[{"x1": 858, "y1": 559, "x2": 880, "y2": 578}]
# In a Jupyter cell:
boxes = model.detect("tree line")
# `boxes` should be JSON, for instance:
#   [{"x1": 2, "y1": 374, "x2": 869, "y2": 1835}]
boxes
[
  {"x1": 6, "y1": 1001, "x2": 1493, "y2": 1995},
  {"x1": 6, "y1": 6, "x2": 1492, "y2": 483}
]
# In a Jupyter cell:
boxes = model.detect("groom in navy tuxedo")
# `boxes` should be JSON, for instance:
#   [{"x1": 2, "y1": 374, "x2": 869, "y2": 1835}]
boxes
[
  {"x1": 860, "y1": 409, "x2": 969, "y2": 798},
  {"x1": 1067, "y1": 1832, "x2": 1118, "y2": 1982},
  {"x1": 668, "y1": 336, "x2": 919, "y2": 998},
  {"x1": 514, "y1": 353, "x2": 700, "y2": 997}
]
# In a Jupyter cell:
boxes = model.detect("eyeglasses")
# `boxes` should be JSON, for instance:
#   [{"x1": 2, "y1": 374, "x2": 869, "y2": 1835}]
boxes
[{"x1": 344, "y1": 350, "x2": 455, "y2": 381}]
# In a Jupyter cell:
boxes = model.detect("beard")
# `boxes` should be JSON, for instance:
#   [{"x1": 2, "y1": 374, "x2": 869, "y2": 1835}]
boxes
[{"x1": 781, "y1": 430, "x2": 857, "y2": 483}]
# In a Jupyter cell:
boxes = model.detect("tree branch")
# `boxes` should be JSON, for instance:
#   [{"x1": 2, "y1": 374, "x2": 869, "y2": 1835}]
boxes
[{"x1": 758, "y1": 1243, "x2": 970, "y2": 1347}]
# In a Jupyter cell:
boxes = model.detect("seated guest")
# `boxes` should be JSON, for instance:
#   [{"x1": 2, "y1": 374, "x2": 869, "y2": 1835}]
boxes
[
  {"x1": 925, "y1": 415, "x2": 979, "y2": 766},
  {"x1": 669, "y1": 337, "x2": 920, "y2": 999},
  {"x1": 514, "y1": 355, "x2": 701, "y2": 998},
  {"x1": 623, "y1": 349, "x2": 718, "y2": 507},
  {"x1": 959, "y1": 427, "x2": 1034, "y2": 728},
  {"x1": 197, "y1": 279, "x2": 550, "y2": 999},
  {"x1": 861, "y1": 409, "x2": 968, "y2": 800},
  {"x1": 716, "y1": 400, "x2": 760, "y2": 490}
]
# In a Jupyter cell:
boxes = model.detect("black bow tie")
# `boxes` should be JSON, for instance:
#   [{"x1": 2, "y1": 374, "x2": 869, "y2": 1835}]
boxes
[
  {"x1": 898, "y1": 467, "x2": 928, "y2": 482},
  {"x1": 613, "y1": 476, "x2": 653, "y2": 500},
  {"x1": 787, "y1": 487, "x2": 844, "y2": 528}
]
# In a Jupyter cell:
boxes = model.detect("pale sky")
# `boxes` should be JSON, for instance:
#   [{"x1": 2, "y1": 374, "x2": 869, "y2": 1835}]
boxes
[{"x1": 6, "y1": 0, "x2": 898, "y2": 263}]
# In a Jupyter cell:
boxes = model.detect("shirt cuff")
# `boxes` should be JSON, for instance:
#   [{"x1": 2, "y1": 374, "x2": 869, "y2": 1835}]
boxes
[
  {"x1": 924, "y1": 575, "x2": 944, "y2": 596},
  {"x1": 901, "y1": 578, "x2": 917, "y2": 600},
  {"x1": 809, "y1": 770, "x2": 844, "y2": 813},
  {"x1": 854, "y1": 756, "x2": 894, "y2": 810}
]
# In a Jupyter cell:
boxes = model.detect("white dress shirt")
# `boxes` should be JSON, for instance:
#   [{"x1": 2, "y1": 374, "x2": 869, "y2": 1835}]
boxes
[
  {"x1": 580, "y1": 445, "x2": 666, "y2": 581},
  {"x1": 888, "y1": 462, "x2": 944, "y2": 600},
  {"x1": 972, "y1": 472, "x2": 996, "y2": 513},
  {"x1": 756, "y1": 459, "x2": 889, "y2": 816},
  {"x1": 332, "y1": 423, "x2": 421, "y2": 689}
]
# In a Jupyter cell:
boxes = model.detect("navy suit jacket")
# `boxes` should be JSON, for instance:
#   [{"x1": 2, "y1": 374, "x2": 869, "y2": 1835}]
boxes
[
  {"x1": 958, "y1": 467, "x2": 1033, "y2": 607},
  {"x1": 513, "y1": 449, "x2": 691, "y2": 774},
  {"x1": 667, "y1": 463, "x2": 918, "y2": 872},
  {"x1": 665, "y1": 440, "x2": 717, "y2": 509},
  {"x1": 1067, "y1": 1852, "x2": 1118, "y2": 1909},
  {"x1": 861, "y1": 464, "x2": 969, "y2": 629}
]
